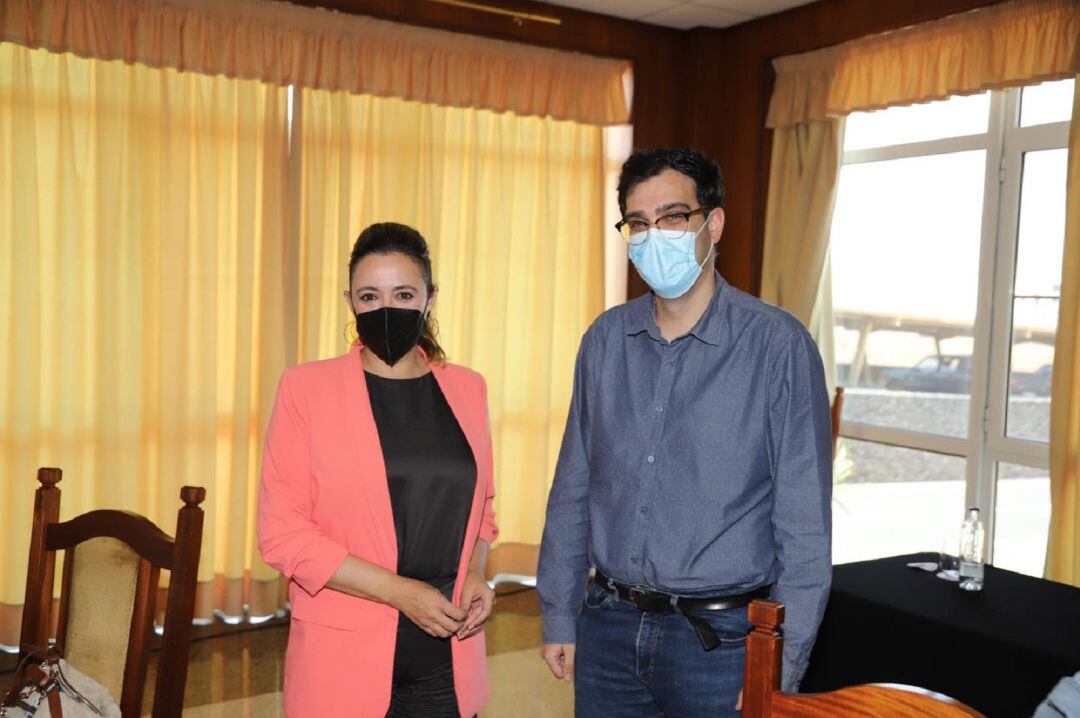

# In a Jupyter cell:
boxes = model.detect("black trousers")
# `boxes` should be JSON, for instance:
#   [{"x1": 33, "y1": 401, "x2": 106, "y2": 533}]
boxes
[
  {"x1": 386, "y1": 661, "x2": 459, "y2": 717},
  {"x1": 386, "y1": 611, "x2": 460, "y2": 718}
]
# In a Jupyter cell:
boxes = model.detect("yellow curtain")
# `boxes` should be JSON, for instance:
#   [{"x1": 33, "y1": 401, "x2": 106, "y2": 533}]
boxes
[
  {"x1": 1046, "y1": 74, "x2": 1080, "y2": 585},
  {"x1": 0, "y1": 42, "x2": 287, "y2": 648},
  {"x1": 1, "y1": 0, "x2": 631, "y2": 127},
  {"x1": 768, "y1": 0, "x2": 1080, "y2": 127},
  {"x1": 294, "y1": 89, "x2": 606, "y2": 547},
  {"x1": 759, "y1": 119, "x2": 843, "y2": 390}
]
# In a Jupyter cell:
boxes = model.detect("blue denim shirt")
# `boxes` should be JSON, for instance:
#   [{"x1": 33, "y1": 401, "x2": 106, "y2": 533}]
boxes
[{"x1": 537, "y1": 272, "x2": 833, "y2": 690}]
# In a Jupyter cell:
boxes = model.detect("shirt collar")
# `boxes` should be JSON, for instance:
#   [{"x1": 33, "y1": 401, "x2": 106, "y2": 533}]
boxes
[{"x1": 625, "y1": 271, "x2": 728, "y2": 346}]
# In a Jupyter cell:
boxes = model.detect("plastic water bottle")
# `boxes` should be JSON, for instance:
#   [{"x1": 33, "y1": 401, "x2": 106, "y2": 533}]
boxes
[{"x1": 959, "y1": 507, "x2": 985, "y2": 591}]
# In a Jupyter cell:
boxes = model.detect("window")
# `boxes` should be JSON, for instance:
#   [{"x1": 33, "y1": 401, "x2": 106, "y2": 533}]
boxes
[{"x1": 830, "y1": 79, "x2": 1074, "y2": 576}]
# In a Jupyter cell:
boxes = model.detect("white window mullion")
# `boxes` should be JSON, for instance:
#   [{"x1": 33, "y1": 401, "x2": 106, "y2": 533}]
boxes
[
  {"x1": 843, "y1": 133, "x2": 991, "y2": 166},
  {"x1": 987, "y1": 434, "x2": 1052, "y2": 469},
  {"x1": 982, "y1": 89, "x2": 1063, "y2": 566},
  {"x1": 840, "y1": 420, "x2": 970, "y2": 458},
  {"x1": 1005, "y1": 121, "x2": 1071, "y2": 152},
  {"x1": 969, "y1": 89, "x2": 1013, "y2": 559}
]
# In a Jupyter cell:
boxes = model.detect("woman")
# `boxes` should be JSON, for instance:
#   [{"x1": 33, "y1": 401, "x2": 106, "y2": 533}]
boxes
[{"x1": 258, "y1": 223, "x2": 498, "y2": 717}]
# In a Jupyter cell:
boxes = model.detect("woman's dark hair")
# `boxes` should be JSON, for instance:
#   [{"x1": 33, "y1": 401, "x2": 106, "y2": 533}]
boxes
[
  {"x1": 616, "y1": 148, "x2": 725, "y2": 215},
  {"x1": 348, "y1": 222, "x2": 446, "y2": 365}
]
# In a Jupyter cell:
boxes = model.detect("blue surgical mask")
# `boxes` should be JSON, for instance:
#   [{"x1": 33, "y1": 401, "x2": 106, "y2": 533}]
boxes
[{"x1": 628, "y1": 215, "x2": 713, "y2": 299}]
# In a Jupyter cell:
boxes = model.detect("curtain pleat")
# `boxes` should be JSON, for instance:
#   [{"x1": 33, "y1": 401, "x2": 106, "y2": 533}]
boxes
[
  {"x1": 1045, "y1": 73, "x2": 1080, "y2": 585},
  {"x1": 1, "y1": 0, "x2": 631, "y2": 126},
  {"x1": 768, "y1": 0, "x2": 1079, "y2": 128}
]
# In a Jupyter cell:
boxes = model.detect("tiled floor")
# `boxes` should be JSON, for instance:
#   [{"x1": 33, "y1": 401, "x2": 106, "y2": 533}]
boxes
[
  {"x1": 0, "y1": 585, "x2": 546, "y2": 712},
  {"x1": 146, "y1": 620, "x2": 289, "y2": 709}
]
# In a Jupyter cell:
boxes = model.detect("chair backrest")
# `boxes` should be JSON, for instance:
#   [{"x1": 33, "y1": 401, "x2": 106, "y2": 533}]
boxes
[
  {"x1": 743, "y1": 600, "x2": 985, "y2": 718},
  {"x1": 831, "y1": 386, "x2": 845, "y2": 457},
  {"x1": 19, "y1": 467, "x2": 205, "y2": 718}
]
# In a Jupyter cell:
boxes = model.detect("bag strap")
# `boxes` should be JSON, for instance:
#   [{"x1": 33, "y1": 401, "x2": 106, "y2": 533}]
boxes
[
  {"x1": 1, "y1": 647, "x2": 65, "y2": 717},
  {"x1": 2, "y1": 649, "x2": 49, "y2": 706}
]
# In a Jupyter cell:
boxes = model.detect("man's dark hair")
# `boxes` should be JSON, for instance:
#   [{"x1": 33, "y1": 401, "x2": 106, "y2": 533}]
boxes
[{"x1": 616, "y1": 148, "x2": 725, "y2": 215}]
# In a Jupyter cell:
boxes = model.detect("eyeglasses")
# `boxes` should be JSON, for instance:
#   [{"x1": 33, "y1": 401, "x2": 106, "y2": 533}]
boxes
[{"x1": 615, "y1": 207, "x2": 711, "y2": 244}]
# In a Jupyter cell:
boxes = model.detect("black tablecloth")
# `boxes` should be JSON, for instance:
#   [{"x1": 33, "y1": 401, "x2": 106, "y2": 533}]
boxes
[{"x1": 801, "y1": 553, "x2": 1080, "y2": 718}]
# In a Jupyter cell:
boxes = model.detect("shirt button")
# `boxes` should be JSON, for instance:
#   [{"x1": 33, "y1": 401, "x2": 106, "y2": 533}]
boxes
[
  {"x1": 655, "y1": 406, "x2": 664, "y2": 413},
  {"x1": 639, "y1": 506, "x2": 649, "y2": 514},
  {"x1": 630, "y1": 556, "x2": 640, "y2": 564},
  {"x1": 666, "y1": 357, "x2": 675, "y2": 364},
  {"x1": 646, "y1": 455, "x2": 655, "y2": 463}
]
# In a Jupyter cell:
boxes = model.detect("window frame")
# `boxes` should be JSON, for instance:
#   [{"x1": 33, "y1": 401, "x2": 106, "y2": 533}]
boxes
[{"x1": 834, "y1": 84, "x2": 1071, "y2": 564}]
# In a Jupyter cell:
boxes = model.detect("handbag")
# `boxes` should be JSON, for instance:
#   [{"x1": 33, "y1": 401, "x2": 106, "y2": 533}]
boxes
[{"x1": 1, "y1": 647, "x2": 121, "y2": 718}]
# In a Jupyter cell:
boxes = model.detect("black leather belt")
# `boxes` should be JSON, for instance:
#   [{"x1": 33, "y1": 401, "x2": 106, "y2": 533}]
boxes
[{"x1": 593, "y1": 570, "x2": 772, "y2": 651}]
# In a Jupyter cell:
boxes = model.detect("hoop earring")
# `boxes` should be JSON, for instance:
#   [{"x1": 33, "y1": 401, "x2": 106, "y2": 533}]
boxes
[{"x1": 343, "y1": 317, "x2": 359, "y2": 347}]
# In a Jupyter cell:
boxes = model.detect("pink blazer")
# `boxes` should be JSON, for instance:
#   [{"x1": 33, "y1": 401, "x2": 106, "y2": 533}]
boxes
[{"x1": 258, "y1": 344, "x2": 499, "y2": 717}]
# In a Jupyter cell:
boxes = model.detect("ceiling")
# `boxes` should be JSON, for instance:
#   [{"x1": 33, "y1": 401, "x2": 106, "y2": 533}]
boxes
[{"x1": 534, "y1": 0, "x2": 819, "y2": 30}]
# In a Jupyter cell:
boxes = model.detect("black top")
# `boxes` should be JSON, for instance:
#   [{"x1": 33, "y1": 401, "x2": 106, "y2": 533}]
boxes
[{"x1": 365, "y1": 371, "x2": 476, "y2": 682}]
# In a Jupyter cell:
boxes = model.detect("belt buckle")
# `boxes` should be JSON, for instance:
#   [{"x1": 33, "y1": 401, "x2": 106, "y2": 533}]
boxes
[{"x1": 627, "y1": 587, "x2": 649, "y2": 610}]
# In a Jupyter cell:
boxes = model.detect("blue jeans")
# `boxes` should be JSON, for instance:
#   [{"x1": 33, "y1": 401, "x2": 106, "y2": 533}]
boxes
[{"x1": 574, "y1": 579, "x2": 749, "y2": 717}]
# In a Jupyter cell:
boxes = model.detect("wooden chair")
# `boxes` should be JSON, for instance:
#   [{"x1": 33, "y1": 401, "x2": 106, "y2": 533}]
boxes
[
  {"x1": 831, "y1": 386, "x2": 845, "y2": 457},
  {"x1": 742, "y1": 600, "x2": 984, "y2": 717},
  {"x1": 18, "y1": 467, "x2": 205, "y2": 718}
]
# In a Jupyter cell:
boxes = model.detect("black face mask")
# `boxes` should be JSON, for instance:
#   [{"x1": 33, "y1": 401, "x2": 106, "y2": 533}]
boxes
[{"x1": 355, "y1": 307, "x2": 426, "y2": 367}]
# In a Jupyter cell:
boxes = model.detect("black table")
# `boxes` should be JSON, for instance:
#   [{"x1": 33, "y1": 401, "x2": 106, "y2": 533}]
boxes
[{"x1": 801, "y1": 553, "x2": 1080, "y2": 718}]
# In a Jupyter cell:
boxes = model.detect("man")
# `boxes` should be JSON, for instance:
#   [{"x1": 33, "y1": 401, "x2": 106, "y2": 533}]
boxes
[{"x1": 537, "y1": 148, "x2": 832, "y2": 717}]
